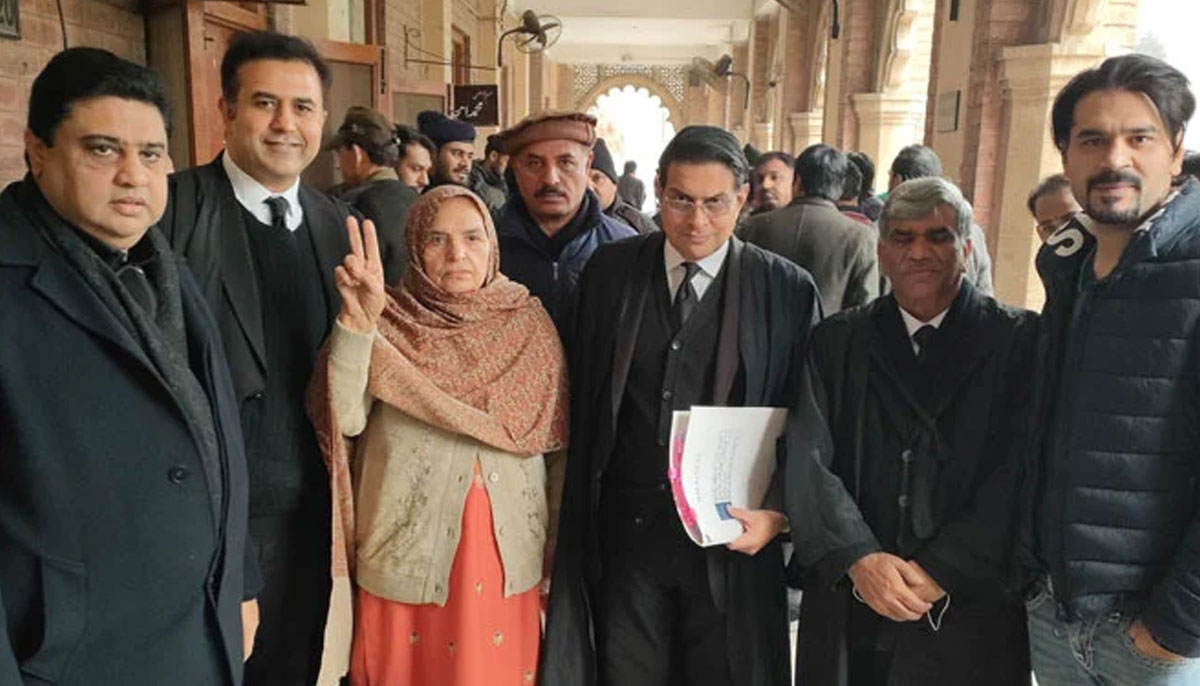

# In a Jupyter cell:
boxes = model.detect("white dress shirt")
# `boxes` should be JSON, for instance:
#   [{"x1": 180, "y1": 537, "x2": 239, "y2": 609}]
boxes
[
  {"x1": 898, "y1": 305, "x2": 949, "y2": 355},
  {"x1": 663, "y1": 238, "x2": 730, "y2": 302},
  {"x1": 221, "y1": 152, "x2": 303, "y2": 231}
]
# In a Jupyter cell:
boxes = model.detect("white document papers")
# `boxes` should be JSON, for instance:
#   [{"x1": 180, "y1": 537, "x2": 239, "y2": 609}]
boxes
[{"x1": 668, "y1": 406, "x2": 788, "y2": 547}]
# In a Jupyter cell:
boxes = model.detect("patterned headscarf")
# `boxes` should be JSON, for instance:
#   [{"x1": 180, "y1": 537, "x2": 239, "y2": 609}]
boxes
[{"x1": 310, "y1": 185, "x2": 569, "y2": 578}]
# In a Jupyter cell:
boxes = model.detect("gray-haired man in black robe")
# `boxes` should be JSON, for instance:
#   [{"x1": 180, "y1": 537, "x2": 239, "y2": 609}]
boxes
[
  {"x1": 540, "y1": 126, "x2": 821, "y2": 686},
  {"x1": 786, "y1": 177, "x2": 1035, "y2": 686}
]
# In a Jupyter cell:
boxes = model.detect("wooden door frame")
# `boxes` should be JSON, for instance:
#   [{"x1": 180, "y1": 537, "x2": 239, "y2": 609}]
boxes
[{"x1": 310, "y1": 38, "x2": 387, "y2": 116}]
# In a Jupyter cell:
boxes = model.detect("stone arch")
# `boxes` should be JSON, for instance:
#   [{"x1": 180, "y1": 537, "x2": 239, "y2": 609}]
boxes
[
  {"x1": 808, "y1": 0, "x2": 833, "y2": 108},
  {"x1": 575, "y1": 74, "x2": 684, "y2": 130},
  {"x1": 876, "y1": 0, "x2": 934, "y2": 93}
]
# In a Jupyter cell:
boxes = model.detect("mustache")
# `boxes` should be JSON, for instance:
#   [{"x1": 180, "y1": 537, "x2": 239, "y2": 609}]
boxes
[
  {"x1": 535, "y1": 185, "x2": 568, "y2": 199},
  {"x1": 1088, "y1": 170, "x2": 1142, "y2": 193}
]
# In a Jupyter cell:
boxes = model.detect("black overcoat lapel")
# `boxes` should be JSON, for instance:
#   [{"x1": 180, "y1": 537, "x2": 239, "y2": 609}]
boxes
[
  {"x1": 605, "y1": 231, "x2": 664, "y2": 428},
  {"x1": 208, "y1": 156, "x2": 268, "y2": 372}
]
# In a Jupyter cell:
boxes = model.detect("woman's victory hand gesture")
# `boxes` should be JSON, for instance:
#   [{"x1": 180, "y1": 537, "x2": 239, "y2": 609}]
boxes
[{"x1": 335, "y1": 215, "x2": 387, "y2": 333}]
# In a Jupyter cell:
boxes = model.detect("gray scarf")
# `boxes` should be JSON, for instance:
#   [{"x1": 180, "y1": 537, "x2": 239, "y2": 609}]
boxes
[{"x1": 20, "y1": 178, "x2": 224, "y2": 524}]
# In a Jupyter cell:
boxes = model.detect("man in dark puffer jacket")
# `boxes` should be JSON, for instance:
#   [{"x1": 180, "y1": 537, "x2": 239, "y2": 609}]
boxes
[{"x1": 1018, "y1": 53, "x2": 1200, "y2": 684}]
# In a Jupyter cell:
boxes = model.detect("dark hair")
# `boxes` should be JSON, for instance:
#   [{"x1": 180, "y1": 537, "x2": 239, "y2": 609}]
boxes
[
  {"x1": 1052, "y1": 53, "x2": 1195, "y2": 154},
  {"x1": 755, "y1": 151, "x2": 795, "y2": 171},
  {"x1": 795, "y1": 144, "x2": 848, "y2": 202},
  {"x1": 485, "y1": 135, "x2": 504, "y2": 157},
  {"x1": 890, "y1": 144, "x2": 942, "y2": 181},
  {"x1": 658, "y1": 125, "x2": 749, "y2": 188},
  {"x1": 220, "y1": 31, "x2": 331, "y2": 104},
  {"x1": 396, "y1": 124, "x2": 436, "y2": 160},
  {"x1": 623, "y1": 160, "x2": 637, "y2": 174},
  {"x1": 28, "y1": 47, "x2": 171, "y2": 146},
  {"x1": 353, "y1": 127, "x2": 401, "y2": 167},
  {"x1": 847, "y1": 151, "x2": 876, "y2": 201},
  {"x1": 1181, "y1": 150, "x2": 1200, "y2": 178},
  {"x1": 1026, "y1": 174, "x2": 1073, "y2": 217},
  {"x1": 841, "y1": 160, "x2": 863, "y2": 201}
]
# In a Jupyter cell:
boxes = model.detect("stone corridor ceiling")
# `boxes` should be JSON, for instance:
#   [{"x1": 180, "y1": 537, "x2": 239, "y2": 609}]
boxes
[{"x1": 513, "y1": 0, "x2": 767, "y2": 64}]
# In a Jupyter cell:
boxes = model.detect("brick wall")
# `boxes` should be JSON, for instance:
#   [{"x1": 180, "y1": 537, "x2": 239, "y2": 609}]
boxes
[
  {"x1": 0, "y1": 0, "x2": 145, "y2": 186},
  {"x1": 960, "y1": 0, "x2": 1034, "y2": 234}
]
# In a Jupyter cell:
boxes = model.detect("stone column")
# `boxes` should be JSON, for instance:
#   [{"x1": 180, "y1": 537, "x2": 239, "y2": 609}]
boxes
[
  {"x1": 509, "y1": 52, "x2": 530, "y2": 123},
  {"x1": 851, "y1": 92, "x2": 926, "y2": 192},
  {"x1": 752, "y1": 122, "x2": 774, "y2": 151},
  {"x1": 990, "y1": 41, "x2": 1105, "y2": 309},
  {"x1": 788, "y1": 111, "x2": 824, "y2": 153}
]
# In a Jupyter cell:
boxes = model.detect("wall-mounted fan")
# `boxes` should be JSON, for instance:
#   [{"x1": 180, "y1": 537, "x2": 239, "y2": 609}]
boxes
[
  {"x1": 689, "y1": 54, "x2": 753, "y2": 109},
  {"x1": 497, "y1": 10, "x2": 563, "y2": 67}
]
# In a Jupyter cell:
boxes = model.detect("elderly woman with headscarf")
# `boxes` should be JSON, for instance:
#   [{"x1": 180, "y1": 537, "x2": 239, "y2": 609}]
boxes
[{"x1": 309, "y1": 185, "x2": 569, "y2": 686}]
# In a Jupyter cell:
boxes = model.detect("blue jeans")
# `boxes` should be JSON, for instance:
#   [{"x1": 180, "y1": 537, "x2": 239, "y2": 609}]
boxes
[{"x1": 1027, "y1": 586, "x2": 1200, "y2": 685}]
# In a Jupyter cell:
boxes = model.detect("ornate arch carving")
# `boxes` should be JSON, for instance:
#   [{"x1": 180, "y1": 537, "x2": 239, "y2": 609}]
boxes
[{"x1": 574, "y1": 74, "x2": 684, "y2": 128}]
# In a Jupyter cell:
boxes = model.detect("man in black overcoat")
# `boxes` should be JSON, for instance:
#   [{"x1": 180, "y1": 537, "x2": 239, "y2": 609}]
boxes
[
  {"x1": 786, "y1": 177, "x2": 1035, "y2": 686},
  {"x1": 0, "y1": 48, "x2": 250, "y2": 685},
  {"x1": 159, "y1": 31, "x2": 353, "y2": 686},
  {"x1": 541, "y1": 126, "x2": 821, "y2": 686}
]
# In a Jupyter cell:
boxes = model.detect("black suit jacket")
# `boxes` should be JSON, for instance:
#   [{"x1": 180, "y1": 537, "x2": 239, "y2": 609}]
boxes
[
  {"x1": 339, "y1": 177, "x2": 418, "y2": 285},
  {"x1": 0, "y1": 181, "x2": 250, "y2": 685},
  {"x1": 738, "y1": 196, "x2": 879, "y2": 315},
  {"x1": 161, "y1": 154, "x2": 353, "y2": 402},
  {"x1": 542, "y1": 233, "x2": 821, "y2": 686}
]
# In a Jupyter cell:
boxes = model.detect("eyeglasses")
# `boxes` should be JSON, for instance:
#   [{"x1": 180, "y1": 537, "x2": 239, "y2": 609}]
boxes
[{"x1": 661, "y1": 193, "x2": 736, "y2": 218}]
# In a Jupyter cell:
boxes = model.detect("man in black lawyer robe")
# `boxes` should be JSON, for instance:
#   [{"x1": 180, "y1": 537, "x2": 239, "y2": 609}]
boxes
[
  {"x1": 786, "y1": 177, "x2": 1035, "y2": 686},
  {"x1": 541, "y1": 126, "x2": 821, "y2": 686}
]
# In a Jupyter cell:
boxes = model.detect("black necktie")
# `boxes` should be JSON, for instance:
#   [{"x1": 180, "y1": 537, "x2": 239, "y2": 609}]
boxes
[
  {"x1": 912, "y1": 324, "x2": 937, "y2": 365},
  {"x1": 264, "y1": 195, "x2": 290, "y2": 233},
  {"x1": 117, "y1": 263, "x2": 157, "y2": 316},
  {"x1": 671, "y1": 262, "x2": 701, "y2": 332}
]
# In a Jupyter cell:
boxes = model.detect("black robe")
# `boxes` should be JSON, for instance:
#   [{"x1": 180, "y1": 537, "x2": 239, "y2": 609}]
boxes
[
  {"x1": 785, "y1": 283, "x2": 1036, "y2": 685},
  {"x1": 541, "y1": 232, "x2": 821, "y2": 686}
]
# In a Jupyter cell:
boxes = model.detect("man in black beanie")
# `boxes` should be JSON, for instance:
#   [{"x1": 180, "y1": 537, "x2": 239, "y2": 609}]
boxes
[
  {"x1": 416, "y1": 109, "x2": 477, "y2": 188},
  {"x1": 589, "y1": 138, "x2": 657, "y2": 234}
]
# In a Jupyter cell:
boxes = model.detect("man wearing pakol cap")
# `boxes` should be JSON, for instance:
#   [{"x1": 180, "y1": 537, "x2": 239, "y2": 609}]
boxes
[
  {"x1": 541, "y1": 125, "x2": 819, "y2": 686},
  {"x1": 494, "y1": 111, "x2": 636, "y2": 330},
  {"x1": 590, "y1": 138, "x2": 658, "y2": 235},
  {"x1": 416, "y1": 109, "x2": 477, "y2": 188},
  {"x1": 328, "y1": 106, "x2": 419, "y2": 285},
  {"x1": 469, "y1": 133, "x2": 510, "y2": 214}
]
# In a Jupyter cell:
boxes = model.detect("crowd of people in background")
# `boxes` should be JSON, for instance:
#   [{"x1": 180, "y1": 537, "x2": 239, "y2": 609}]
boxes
[{"x1": 3, "y1": 25, "x2": 1200, "y2": 686}]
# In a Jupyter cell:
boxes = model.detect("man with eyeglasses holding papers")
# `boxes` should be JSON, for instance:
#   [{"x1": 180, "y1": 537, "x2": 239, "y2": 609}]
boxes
[{"x1": 541, "y1": 125, "x2": 821, "y2": 686}]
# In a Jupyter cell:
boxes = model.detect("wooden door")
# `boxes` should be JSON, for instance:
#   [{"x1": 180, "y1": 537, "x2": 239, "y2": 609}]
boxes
[
  {"x1": 183, "y1": 2, "x2": 268, "y2": 165},
  {"x1": 302, "y1": 39, "x2": 386, "y2": 191}
]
